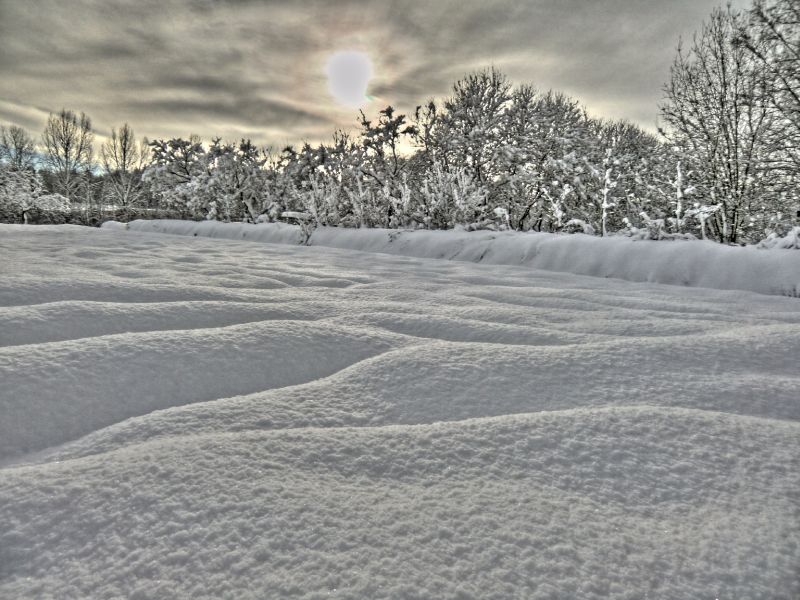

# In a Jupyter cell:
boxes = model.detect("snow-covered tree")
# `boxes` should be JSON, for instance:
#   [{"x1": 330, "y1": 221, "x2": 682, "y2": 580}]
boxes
[
  {"x1": 501, "y1": 89, "x2": 594, "y2": 231},
  {"x1": 299, "y1": 172, "x2": 345, "y2": 227},
  {"x1": 0, "y1": 165, "x2": 39, "y2": 222},
  {"x1": 417, "y1": 161, "x2": 489, "y2": 229},
  {"x1": 661, "y1": 7, "x2": 781, "y2": 243},
  {"x1": 143, "y1": 136, "x2": 208, "y2": 217},
  {"x1": 356, "y1": 106, "x2": 415, "y2": 226},
  {"x1": 432, "y1": 68, "x2": 512, "y2": 188},
  {"x1": 204, "y1": 138, "x2": 270, "y2": 222},
  {"x1": 0, "y1": 165, "x2": 70, "y2": 223}
]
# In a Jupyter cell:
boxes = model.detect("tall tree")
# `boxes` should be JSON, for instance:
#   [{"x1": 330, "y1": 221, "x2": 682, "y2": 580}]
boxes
[
  {"x1": 736, "y1": 0, "x2": 800, "y2": 178},
  {"x1": 101, "y1": 123, "x2": 146, "y2": 213},
  {"x1": 0, "y1": 124, "x2": 36, "y2": 171},
  {"x1": 357, "y1": 106, "x2": 415, "y2": 225},
  {"x1": 41, "y1": 109, "x2": 94, "y2": 202},
  {"x1": 500, "y1": 89, "x2": 593, "y2": 231},
  {"x1": 661, "y1": 7, "x2": 780, "y2": 243},
  {"x1": 435, "y1": 68, "x2": 512, "y2": 186}
]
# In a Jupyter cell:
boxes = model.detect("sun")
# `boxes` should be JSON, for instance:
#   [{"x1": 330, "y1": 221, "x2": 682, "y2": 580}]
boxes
[{"x1": 325, "y1": 51, "x2": 374, "y2": 109}]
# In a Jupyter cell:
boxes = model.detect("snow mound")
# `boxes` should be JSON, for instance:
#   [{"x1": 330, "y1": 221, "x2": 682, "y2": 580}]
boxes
[
  {"x1": 2, "y1": 224, "x2": 799, "y2": 598},
  {"x1": 0, "y1": 320, "x2": 397, "y2": 459},
  {"x1": 107, "y1": 219, "x2": 800, "y2": 297},
  {"x1": 106, "y1": 218, "x2": 305, "y2": 244},
  {"x1": 757, "y1": 226, "x2": 800, "y2": 250}
]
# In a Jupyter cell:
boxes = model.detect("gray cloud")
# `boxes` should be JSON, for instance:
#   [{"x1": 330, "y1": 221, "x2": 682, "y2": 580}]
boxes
[{"x1": 0, "y1": 0, "x2": 748, "y2": 148}]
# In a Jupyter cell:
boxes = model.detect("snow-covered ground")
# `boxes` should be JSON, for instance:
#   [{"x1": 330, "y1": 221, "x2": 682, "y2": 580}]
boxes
[
  {"x1": 1, "y1": 224, "x2": 799, "y2": 599},
  {"x1": 106, "y1": 219, "x2": 800, "y2": 298}
]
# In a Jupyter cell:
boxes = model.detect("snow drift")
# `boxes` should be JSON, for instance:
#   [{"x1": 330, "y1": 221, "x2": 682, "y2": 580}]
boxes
[{"x1": 105, "y1": 219, "x2": 800, "y2": 297}]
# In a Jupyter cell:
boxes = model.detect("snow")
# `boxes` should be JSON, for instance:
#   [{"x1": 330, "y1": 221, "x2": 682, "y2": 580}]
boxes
[
  {"x1": 106, "y1": 219, "x2": 800, "y2": 297},
  {"x1": 757, "y1": 226, "x2": 800, "y2": 250},
  {"x1": 1, "y1": 223, "x2": 799, "y2": 599}
]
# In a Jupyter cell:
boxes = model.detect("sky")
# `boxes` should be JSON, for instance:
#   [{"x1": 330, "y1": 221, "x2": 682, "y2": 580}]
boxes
[{"x1": 0, "y1": 0, "x2": 746, "y2": 149}]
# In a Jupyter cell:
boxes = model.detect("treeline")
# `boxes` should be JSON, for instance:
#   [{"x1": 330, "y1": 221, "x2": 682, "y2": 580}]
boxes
[{"x1": 1, "y1": 0, "x2": 798, "y2": 243}]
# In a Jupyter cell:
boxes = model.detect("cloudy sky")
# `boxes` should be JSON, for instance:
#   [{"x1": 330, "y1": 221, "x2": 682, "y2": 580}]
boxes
[{"x1": 0, "y1": 0, "x2": 745, "y2": 148}]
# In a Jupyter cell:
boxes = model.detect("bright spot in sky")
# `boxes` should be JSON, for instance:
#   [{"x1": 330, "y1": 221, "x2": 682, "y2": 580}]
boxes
[{"x1": 326, "y1": 51, "x2": 373, "y2": 109}]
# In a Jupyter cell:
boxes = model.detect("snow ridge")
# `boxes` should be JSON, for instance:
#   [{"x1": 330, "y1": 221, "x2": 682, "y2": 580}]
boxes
[{"x1": 107, "y1": 219, "x2": 800, "y2": 297}]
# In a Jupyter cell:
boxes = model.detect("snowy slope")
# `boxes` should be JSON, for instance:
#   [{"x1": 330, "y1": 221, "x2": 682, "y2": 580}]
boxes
[
  {"x1": 1, "y1": 224, "x2": 799, "y2": 599},
  {"x1": 107, "y1": 219, "x2": 800, "y2": 297}
]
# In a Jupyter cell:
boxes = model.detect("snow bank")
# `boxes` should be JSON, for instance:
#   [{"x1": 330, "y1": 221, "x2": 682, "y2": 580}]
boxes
[
  {"x1": 106, "y1": 219, "x2": 800, "y2": 297},
  {"x1": 104, "y1": 218, "x2": 304, "y2": 244}
]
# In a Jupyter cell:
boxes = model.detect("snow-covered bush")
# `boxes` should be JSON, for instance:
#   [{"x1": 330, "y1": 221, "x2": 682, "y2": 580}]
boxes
[
  {"x1": 0, "y1": 167, "x2": 39, "y2": 222},
  {"x1": 32, "y1": 193, "x2": 71, "y2": 216},
  {"x1": 280, "y1": 211, "x2": 316, "y2": 244},
  {"x1": 0, "y1": 166, "x2": 71, "y2": 224},
  {"x1": 562, "y1": 219, "x2": 595, "y2": 235},
  {"x1": 756, "y1": 226, "x2": 800, "y2": 249},
  {"x1": 418, "y1": 162, "x2": 489, "y2": 229},
  {"x1": 621, "y1": 213, "x2": 697, "y2": 241},
  {"x1": 300, "y1": 175, "x2": 349, "y2": 227}
]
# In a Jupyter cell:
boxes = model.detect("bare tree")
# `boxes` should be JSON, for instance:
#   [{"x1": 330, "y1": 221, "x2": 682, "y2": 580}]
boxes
[
  {"x1": 661, "y1": 7, "x2": 780, "y2": 243},
  {"x1": 41, "y1": 109, "x2": 94, "y2": 202},
  {"x1": 101, "y1": 123, "x2": 146, "y2": 213},
  {"x1": 736, "y1": 0, "x2": 800, "y2": 176},
  {"x1": 0, "y1": 124, "x2": 36, "y2": 171}
]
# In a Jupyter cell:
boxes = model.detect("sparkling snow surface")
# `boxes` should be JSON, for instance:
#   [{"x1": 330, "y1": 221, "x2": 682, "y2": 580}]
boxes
[{"x1": 1, "y1": 224, "x2": 799, "y2": 599}]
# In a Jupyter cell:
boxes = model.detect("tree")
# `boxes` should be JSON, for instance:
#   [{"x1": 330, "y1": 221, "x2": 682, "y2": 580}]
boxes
[
  {"x1": 357, "y1": 106, "x2": 416, "y2": 225},
  {"x1": 300, "y1": 172, "x2": 346, "y2": 227},
  {"x1": 0, "y1": 125, "x2": 36, "y2": 171},
  {"x1": 0, "y1": 164, "x2": 40, "y2": 222},
  {"x1": 143, "y1": 136, "x2": 207, "y2": 217},
  {"x1": 0, "y1": 164, "x2": 70, "y2": 224},
  {"x1": 41, "y1": 109, "x2": 94, "y2": 202},
  {"x1": 500, "y1": 89, "x2": 593, "y2": 231},
  {"x1": 409, "y1": 100, "x2": 439, "y2": 163},
  {"x1": 205, "y1": 138, "x2": 269, "y2": 222},
  {"x1": 736, "y1": 0, "x2": 800, "y2": 177},
  {"x1": 661, "y1": 7, "x2": 781, "y2": 243},
  {"x1": 359, "y1": 107, "x2": 406, "y2": 184},
  {"x1": 586, "y1": 120, "x2": 666, "y2": 236},
  {"x1": 642, "y1": 142, "x2": 701, "y2": 236},
  {"x1": 434, "y1": 68, "x2": 512, "y2": 187},
  {"x1": 100, "y1": 123, "x2": 147, "y2": 214},
  {"x1": 417, "y1": 161, "x2": 488, "y2": 229}
]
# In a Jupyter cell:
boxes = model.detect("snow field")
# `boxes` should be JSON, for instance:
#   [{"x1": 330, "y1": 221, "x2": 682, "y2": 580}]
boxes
[{"x1": 1, "y1": 224, "x2": 799, "y2": 599}]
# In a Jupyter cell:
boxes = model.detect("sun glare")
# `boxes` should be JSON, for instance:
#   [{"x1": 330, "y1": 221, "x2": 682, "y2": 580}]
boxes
[{"x1": 325, "y1": 51, "x2": 373, "y2": 109}]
